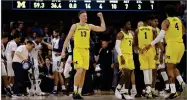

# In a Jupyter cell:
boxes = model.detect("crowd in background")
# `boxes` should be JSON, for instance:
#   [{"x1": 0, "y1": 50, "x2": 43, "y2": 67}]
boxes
[{"x1": 1, "y1": 2, "x2": 187, "y2": 96}]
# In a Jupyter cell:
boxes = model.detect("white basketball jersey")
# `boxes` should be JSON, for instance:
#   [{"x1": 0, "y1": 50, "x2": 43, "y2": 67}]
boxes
[
  {"x1": 52, "y1": 38, "x2": 60, "y2": 60},
  {"x1": 5, "y1": 40, "x2": 17, "y2": 61},
  {"x1": 30, "y1": 41, "x2": 42, "y2": 59}
]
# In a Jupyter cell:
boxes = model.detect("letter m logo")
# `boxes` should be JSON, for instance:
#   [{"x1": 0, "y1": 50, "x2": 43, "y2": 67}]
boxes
[{"x1": 17, "y1": 1, "x2": 26, "y2": 8}]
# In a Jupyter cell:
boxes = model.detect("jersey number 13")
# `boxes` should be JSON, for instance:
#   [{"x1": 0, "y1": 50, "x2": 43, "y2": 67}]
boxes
[{"x1": 81, "y1": 31, "x2": 87, "y2": 37}]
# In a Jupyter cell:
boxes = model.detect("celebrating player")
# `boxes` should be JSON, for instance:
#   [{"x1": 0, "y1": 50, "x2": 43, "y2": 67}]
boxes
[
  {"x1": 61, "y1": 11, "x2": 106, "y2": 99},
  {"x1": 115, "y1": 21, "x2": 134, "y2": 99},
  {"x1": 142, "y1": 5, "x2": 186, "y2": 99},
  {"x1": 134, "y1": 16, "x2": 158, "y2": 99}
]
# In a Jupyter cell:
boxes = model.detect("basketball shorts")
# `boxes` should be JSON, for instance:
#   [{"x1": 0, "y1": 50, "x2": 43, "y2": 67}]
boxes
[
  {"x1": 139, "y1": 50, "x2": 156, "y2": 70},
  {"x1": 165, "y1": 43, "x2": 185, "y2": 64},
  {"x1": 63, "y1": 55, "x2": 72, "y2": 78},
  {"x1": 7, "y1": 60, "x2": 14, "y2": 76},
  {"x1": 1, "y1": 61, "x2": 7, "y2": 76},
  {"x1": 73, "y1": 48, "x2": 89, "y2": 70},
  {"x1": 52, "y1": 56, "x2": 62, "y2": 72},
  {"x1": 118, "y1": 53, "x2": 135, "y2": 70}
]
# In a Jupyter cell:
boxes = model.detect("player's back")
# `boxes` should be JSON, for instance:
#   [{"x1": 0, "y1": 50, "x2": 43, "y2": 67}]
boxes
[
  {"x1": 5, "y1": 40, "x2": 17, "y2": 60},
  {"x1": 138, "y1": 26, "x2": 154, "y2": 48},
  {"x1": 166, "y1": 17, "x2": 183, "y2": 44},
  {"x1": 74, "y1": 23, "x2": 90, "y2": 48}
]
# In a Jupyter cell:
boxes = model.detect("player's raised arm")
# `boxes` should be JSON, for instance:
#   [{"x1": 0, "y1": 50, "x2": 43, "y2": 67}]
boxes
[
  {"x1": 61, "y1": 24, "x2": 76, "y2": 58},
  {"x1": 89, "y1": 12, "x2": 106, "y2": 32}
]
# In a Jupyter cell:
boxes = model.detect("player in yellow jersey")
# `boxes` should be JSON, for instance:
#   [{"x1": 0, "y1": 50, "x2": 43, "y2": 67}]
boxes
[
  {"x1": 143, "y1": 5, "x2": 186, "y2": 99},
  {"x1": 115, "y1": 21, "x2": 134, "y2": 99},
  {"x1": 150, "y1": 16, "x2": 170, "y2": 97},
  {"x1": 134, "y1": 17, "x2": 158, "y2": 99},
  {"x1": 61, "y1": 11, "x2": 106, "y2": 99}
]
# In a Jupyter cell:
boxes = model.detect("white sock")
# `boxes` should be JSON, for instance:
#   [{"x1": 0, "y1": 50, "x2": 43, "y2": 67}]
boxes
[
  {"x1": 148, "y1": 69, "x2": 152, "y2": 84},
  {"x1": 132, "y1": 85, "x2": 136, "y2": 90},
  {"x1": 146, "y1": 86, "x2": 151, "y2": 93},
  {"x1": 176, "y1": 75, "x2": 184, "y2": 85},
  {"x1": 61, "y1": 85, "x2": 66, "y2": 90},
  {"x1": 161, "y1": 71, "x2": 169, "y2": 81},
  {"x1": 117, "y1": 84, "x2": 122, "y2": 89},
  {"x1": 78, "y1": 88, "x2": 82, "y2": 94},
  {"x1": 143, "y1": 70, "x2": 150, "y2": 84},
  {"x1": 165, "y1": 84, "x2": 169, "y2": 90},
  {"x1": 170, "y1": 84, "x2": 176, "y2": 93},
  {"x1": 74, "y1": 85, "x2": 78, "y2": 92},
  {"x1": 54, "y1": 86, "x2": 57, "y2": 90}
]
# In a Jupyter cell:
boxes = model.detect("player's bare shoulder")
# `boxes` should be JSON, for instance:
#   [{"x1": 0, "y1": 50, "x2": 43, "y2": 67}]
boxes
[{"x1": 116, "y1": 31, "x2": 124, "y2": 40}]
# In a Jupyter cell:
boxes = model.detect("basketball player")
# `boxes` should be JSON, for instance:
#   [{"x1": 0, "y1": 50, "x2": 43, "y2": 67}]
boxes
[
  {"x1": 134, "y1": 17, "x2": 158, "y2": 99},
  {"x1": 61, "y1": 11, "x2": 106, "y2": 99},
  {"x1": 5, "y1": 33, "x2": 21, "y2": 90},
  {"x1": 142, "y1": 5, "x2": 186, "y2": 99},
  {"x1": 52, "y1": 29, "x2": 66, "y2": 94},
  {"x1": 29, "y1": 34, "x2": 52, "y2": 96},
  {"x1": 1, "y1": 34, "x2": 13, "y2": 97},
  {"x1": 115, "y1": 21, "x2": 134, "y2": 99},
  {"x1": 150, "y1": 16, "x2": 170, "y2": 95}
]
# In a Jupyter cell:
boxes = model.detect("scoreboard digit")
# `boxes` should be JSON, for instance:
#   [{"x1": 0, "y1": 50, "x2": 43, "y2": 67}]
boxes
[{"x1": 12, "y1": 0, "x2": 158, "y2": 11}]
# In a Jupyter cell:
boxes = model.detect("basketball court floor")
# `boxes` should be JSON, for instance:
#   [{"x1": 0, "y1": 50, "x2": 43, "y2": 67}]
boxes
[{"x1": 1, "y1": 90, "x2": 187, "y2": 100}]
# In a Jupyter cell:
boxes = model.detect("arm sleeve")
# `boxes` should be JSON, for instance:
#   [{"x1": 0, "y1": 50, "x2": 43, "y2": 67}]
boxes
[
  {"x1": 151, "y1": 30, "x2": 166, "y2": 46},
  {"x1": 115, "y1": 40, "x2": 122, "y2": 56}
]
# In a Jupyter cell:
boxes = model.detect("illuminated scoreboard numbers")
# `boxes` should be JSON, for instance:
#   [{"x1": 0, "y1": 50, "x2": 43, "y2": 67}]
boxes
[
  {"x1": 84, "y1": 0, "x2": 91, "y2": 9},
  {"x1": 32, "y1": 0, "x2": 45, "y2": 9},
  {"x1": 14, "y1": 0, "x2": 30, "y2": 9},
  {"x1": 51, "y1": 0, "x2": 62, "y2": 8},
  {"x1": 69, "y1": 0, "x2": 77, "y2": 9},
  {"x1": 150, "y1": 0, "x2": 154, "y2": 10},
  {"x1": 136, "y1": 0, "x2": 142, "y2": 10},
  {"x1": 110, "y1": 0, "x2": 118, "y2": 9},
  {"x1": 123, "y1": 0, "x2": 129, "y2": 9},
  {"x1": 96, "y1": 0, "x2": 105, "y2": 9}
]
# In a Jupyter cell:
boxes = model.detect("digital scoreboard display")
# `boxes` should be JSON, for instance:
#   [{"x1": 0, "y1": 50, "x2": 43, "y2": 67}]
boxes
[{"x1": 12, "y1": 0, "x2": 158, "y2": 11}]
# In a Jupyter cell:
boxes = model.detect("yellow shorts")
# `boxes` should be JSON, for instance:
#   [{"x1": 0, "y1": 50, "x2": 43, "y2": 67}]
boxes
[
  {"x1": 118, "y1": 53, "x2": 135, "y2": 70},
  {"x1": 73, "y1": 48, "x2": 89, "y2": 70},
  {"x1": 139, "y1": 50, "x2": 156, "y2": 70},
  {"x1": 165, "y1": 43, "x2": 185, "y2": 64}
]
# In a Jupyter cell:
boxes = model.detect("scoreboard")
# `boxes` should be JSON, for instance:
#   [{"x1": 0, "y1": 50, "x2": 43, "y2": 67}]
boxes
[{"x1": 13, "y1": 0, "x2": 158, "y2": 11}]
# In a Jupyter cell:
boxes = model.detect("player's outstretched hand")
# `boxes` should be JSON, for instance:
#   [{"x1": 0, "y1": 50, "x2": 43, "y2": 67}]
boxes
[
  {"x1": 141, "y1": 44, "x2": 152, "y2": 53},
  {"x1": 97, "y1": 12, "x2": 103, "y2": 18}
]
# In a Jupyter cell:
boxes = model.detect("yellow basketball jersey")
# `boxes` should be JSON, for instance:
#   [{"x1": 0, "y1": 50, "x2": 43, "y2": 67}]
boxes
[
  {"x1": 165, "y1": 17, "x2": 183, "y2": 43},
  {"x1": 138, "y1": 26, "x2": 154, "y2": 48},
  {"x1": 74, "y1": 23, "x2": 91, "y2": 48},
  {"x1": 156, "y1": 27, "x2": 160, "y2": 35},
  {"x1": 120, "y1": 31, "x2": 133, "y2": 54}
]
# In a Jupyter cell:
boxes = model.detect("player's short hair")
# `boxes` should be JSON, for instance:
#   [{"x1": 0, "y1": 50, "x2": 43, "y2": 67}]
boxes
[
  {"x1": 2, "y1": 33, "x2": 9, "y2": 39},
  {"x1": 165, "y1": 5, "x2": 177, "y2": 17},
  {"x1": 78, "y1": 10, "x2": 87, "y2": 17},
  {"x1": 26, "y1": 40, "x2": 34, "y2": 45},
  {"x1": 35, "y1": 33, "x2": 43, "y2": 38},
  {"x1": 53, "y1": 28, "x2": 59, "y2": 33},
  {"x1": 121, "y1": 20, "x2": 131, "y2": 28},
  {"x1": 13, "y1": 32, "x2": 21, "y2": 39}
]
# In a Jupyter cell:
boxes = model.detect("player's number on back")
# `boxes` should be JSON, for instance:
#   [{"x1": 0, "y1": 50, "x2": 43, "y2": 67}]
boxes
[
  {"x1": 81, "y1": 31, "x2": 87, "y2": 37},
  {"x1": 144, "y1": 32, "x2": 147, "y2": 39},
  {"x1": 175, "y1": 23, "x2": 179, "y2": 30}
]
